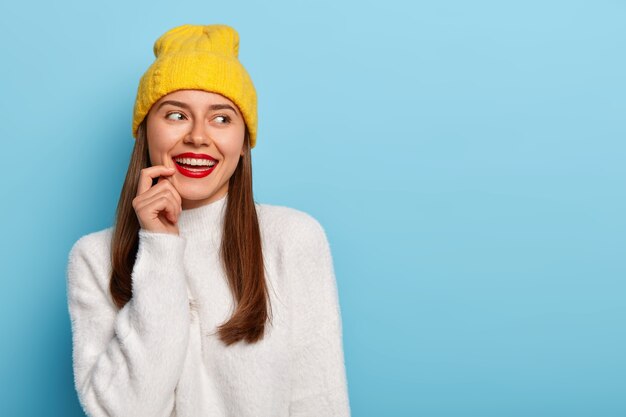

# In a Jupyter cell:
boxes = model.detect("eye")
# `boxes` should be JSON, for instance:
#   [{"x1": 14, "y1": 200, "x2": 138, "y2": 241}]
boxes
[
  {"x1": 165, "y1": 111, "x2": 186, "y2": 121},
  {"x1": 214, "y1": 115, "x2": 231, "y2": 124}
]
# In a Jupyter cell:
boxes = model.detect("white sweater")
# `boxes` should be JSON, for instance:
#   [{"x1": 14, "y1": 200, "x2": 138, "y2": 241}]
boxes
[{"x1": 66, "y1": 193, "x2": 351, "y2": 417}]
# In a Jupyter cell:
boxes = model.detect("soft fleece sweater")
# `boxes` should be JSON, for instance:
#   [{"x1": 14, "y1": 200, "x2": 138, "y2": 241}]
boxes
[{"x1": 66, "y1": 193, "x2": 351, "y2": 417}]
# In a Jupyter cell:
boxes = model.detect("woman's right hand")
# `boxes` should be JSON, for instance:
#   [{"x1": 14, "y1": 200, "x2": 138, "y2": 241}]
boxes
[{"x1": 132, "y1": 166, "x2": 182, "y2": 235}]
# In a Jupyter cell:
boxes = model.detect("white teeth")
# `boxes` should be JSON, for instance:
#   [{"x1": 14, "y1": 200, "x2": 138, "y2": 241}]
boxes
[{"x1": 174, "y1": 157, "x2": 216, "y2": 167}]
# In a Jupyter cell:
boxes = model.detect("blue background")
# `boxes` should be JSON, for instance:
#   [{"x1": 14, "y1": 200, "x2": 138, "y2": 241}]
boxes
[{"x1": 1, "y1": 1, "x2": 624, "y2": 416}]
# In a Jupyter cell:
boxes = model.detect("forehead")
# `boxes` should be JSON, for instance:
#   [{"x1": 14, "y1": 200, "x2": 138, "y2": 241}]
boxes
[{"x1": 158, "y1": 89, "x2": 234, "y2": 105}]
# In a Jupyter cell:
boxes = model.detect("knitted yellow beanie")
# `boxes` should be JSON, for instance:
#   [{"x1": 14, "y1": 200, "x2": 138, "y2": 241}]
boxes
[{"x1": 132, "y1": 24, "x2": 258, "y2": 148}]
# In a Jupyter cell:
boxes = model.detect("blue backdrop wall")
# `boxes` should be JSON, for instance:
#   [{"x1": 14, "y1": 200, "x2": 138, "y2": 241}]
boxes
[{"x1": 1, "y1": 1, "x2": 624, "y2": 416}]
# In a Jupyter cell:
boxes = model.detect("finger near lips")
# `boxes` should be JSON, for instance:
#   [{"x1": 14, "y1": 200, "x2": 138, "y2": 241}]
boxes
[
  {"x1": 157, "y1": 168, "x2": 176, "y2": 184},
  {"x1": 135, "y1": 164, "x2": 183, "y2": 226},
  {"x1": 150, "y1": 171, "x2": 182, "y2": 208},
  {"x1": 136, "y1": 165, "x2": 176, "y2": 196}
]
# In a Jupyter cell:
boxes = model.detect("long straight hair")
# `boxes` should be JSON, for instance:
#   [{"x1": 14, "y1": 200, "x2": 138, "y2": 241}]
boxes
[{"x1": 109, "y1": 118, "x2": 271, "y2": 345}]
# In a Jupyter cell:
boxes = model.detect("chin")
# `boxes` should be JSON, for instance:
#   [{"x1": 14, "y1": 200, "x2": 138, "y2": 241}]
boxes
[
  {"x1": 184, "y1": 189, "x2": 223, "y2": 201},
  {"x1": 181, "y1": 192, "x2": 213, "y2": 201}
]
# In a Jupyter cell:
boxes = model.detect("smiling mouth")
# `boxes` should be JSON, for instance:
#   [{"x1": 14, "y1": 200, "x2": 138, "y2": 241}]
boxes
[
  {"x1": 172, "y1": 157, "x2": 218, "y2": 178},
  {"x1": 173, "y1": 156, "x2": 217, "y2": 169}
]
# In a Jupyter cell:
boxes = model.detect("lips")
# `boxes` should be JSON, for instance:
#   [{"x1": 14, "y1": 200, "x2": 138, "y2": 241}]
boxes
[
  {"x1": 172, "y1": 152, "x2": 218, "y2": 161},
  {"x1": 172, "y1": 152, "x2": 218, "y2": 179}
]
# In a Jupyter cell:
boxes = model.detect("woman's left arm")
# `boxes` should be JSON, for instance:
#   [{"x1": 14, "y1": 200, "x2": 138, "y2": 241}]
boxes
[{"x1": 288, "y1": 215, "x2": 351, "y2": 417}]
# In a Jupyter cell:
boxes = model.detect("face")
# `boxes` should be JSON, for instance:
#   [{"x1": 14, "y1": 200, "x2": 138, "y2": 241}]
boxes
[{"x1": 145, "y1": 89, "x2": 246, "y2": 210}]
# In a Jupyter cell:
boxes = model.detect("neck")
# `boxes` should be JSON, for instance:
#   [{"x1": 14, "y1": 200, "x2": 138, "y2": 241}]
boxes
[{"x1": 176, "y1": 192, "x2": 228, "y2": 241}]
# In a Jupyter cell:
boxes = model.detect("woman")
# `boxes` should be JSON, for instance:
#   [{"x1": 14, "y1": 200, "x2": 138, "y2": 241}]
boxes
[{"x1": 66, "y1": 24, "x2": 351, "y2": 417}]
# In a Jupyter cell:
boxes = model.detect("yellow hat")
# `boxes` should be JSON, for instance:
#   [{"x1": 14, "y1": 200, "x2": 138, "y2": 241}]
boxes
[{"x1": 132, "y1": 24, "x2": 258, "y2": 148}]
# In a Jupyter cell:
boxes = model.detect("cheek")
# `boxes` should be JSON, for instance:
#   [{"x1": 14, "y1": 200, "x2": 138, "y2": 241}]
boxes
[
  {"x1": 222, "y1": 128, "x2": 246, "y2": 156},
  {"x1": 223, "y1": 146, "x2": 244, "y2": 167},
  {"x1": 147, "y1": 133, "x2": 177, "y2": 163}
]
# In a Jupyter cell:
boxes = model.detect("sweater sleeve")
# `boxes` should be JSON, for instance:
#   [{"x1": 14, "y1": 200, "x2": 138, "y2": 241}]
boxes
[
  {"x1": 288, "y1": 216, "x2": 351, "y2": 417},
  {"x1": 66, "y1": 229, "x2": 191, "y2": 417}
]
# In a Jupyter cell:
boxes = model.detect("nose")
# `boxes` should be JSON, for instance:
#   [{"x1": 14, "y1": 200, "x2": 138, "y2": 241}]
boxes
[{"x1": 183, "y1": 119, "x2": 211, "y2": 146}]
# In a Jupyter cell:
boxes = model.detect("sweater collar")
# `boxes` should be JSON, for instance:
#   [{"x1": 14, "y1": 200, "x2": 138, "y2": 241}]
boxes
[{"x1": 177, "y1": 192, "x2": 227, "y2": 241}]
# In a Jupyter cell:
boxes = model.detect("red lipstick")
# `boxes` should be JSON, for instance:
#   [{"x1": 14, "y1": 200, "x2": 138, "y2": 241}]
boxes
[{"x1": 172, "y1": 152, "x2": 218, "y2": 178}]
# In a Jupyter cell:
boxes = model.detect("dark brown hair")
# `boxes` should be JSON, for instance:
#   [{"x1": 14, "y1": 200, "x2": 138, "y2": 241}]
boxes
[{"x1": 109, "y1": 118, "x2": 271, "y2": 345}]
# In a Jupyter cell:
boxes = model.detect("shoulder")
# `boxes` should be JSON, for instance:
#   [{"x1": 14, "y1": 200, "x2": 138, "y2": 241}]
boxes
[
  {"x1": 255, "y1": 202, "x2": 329, "y2": 249},
  {"x1": 67, "y1": 226, "x2": 115, "y2": 288},
  {"x1": 68, "y1": 226, "x2": 114, "y2": 262}
]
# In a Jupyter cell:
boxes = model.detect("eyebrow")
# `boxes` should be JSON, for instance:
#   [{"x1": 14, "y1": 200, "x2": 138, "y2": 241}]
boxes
[{"x1": 156, "y1": 100, "x2": 239, "y2": 116}]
